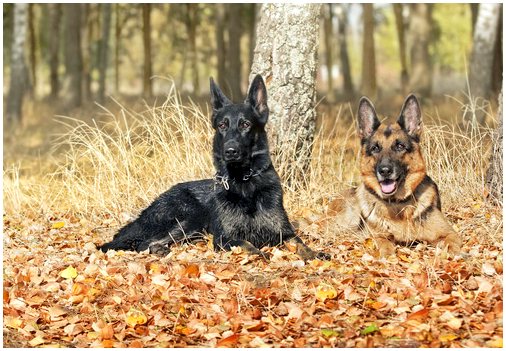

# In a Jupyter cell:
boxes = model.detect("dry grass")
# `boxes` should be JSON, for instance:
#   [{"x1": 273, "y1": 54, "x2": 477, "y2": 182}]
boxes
[{"x1": 3, "y1": 87, "x2": 499, "y2": 244}]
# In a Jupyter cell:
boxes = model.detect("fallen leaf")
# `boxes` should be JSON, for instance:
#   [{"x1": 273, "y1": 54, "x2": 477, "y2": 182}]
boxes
[
  {"x1": 360, "y1": 324, "x2": 379, "y2": 335},
  {"x1": 315, "y1": 283, "x2": 338, "y2": 302},
  {"x1": 216, "y1": 334, "x2": 239, "y2": 347},
  {"x1": 125, "y1": 309, "x2": 148, "y2": 328},
  {"x1": 51, "y1": 221, "x2": 65, "y2": 229},
  {"x1": 439, "y1": 333, "x2": 458, "y2": 342},
  {"x1": 407, "y1": 308, "x2": 429, "y2": 321},
  {"x1": 60, "y1": 266, "x2": 78, "y2": 279},
  {"x1": 321, "y1": 329, "x2": 339, "y2": 338}
]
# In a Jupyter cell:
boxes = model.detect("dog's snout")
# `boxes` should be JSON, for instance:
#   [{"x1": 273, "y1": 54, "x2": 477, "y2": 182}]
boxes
[
  {"x1": 378, "y1": 165, "x2": 393, "y2": 177},
  {"x1": 225, "y1": 147, "x2": 239, "y2": 158}
]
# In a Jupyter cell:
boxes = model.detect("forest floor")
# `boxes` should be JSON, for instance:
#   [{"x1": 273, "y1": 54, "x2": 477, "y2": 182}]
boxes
[{"x1": 3, "y1": 95, "x2": 503, "y2": 347}]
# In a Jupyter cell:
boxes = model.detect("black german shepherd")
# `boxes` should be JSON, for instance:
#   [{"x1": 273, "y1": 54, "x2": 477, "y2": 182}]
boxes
[{"x1": 98, "y1": 75, "x2": 329, "y2": 260}]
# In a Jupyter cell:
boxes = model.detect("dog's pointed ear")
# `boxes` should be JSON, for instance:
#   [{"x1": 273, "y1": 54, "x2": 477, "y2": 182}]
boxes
[
  {"x1": 246, "y1": 74, "x2": 269, "y2": 125},
  {"x1": 397, "y1": 94, "x2": 422, "y2": 138},
  {"x1": 357, "y1": 96, "x2": 380, "y2": 140},
  {"x1": 210, "y1": 77, "x2": 231, "y2": 112}
]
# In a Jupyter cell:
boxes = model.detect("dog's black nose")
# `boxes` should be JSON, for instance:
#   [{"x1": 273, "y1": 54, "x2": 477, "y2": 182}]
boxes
[
  {"x1": 225, "y1": 147, "x2": 239, "y2": 158},
  {"x1": 378, "y1": 165, "x2": 393, "y2": 177}
]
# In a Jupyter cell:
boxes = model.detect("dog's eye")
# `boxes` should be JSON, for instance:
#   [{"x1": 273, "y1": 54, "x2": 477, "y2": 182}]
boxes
[
  {"x1": 395, "y1": 142, "x2": 406, "y2": 152},
  {"x1": 218, "y1": 121, "x2": 228, "y2": 130},
  {"x1": 370, "y1": 144, "x2": 381, "y2": 154},
  {"x1": 240, "y1": 120, "x2": 251, "y2": 129}
]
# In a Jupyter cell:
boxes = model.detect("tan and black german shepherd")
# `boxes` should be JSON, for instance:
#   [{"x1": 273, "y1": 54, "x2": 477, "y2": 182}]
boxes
[{"x1": 328, "y1": 94, "x2": 461, "y2": 256}]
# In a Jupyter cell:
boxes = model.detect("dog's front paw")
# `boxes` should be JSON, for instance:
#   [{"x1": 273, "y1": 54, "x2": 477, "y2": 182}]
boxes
[
  {"x1": 375, "y1": 238, "x2": 396, "y2": 257},
  {"x1": 316, "y1": 251, "x2": 331, "y2": 260},
  {"x1": 149, "y1": 244, "x2": 171, "y2": 257},
  {"x1": 438, "y1": 233, "x2": 462, "y2": 255}
]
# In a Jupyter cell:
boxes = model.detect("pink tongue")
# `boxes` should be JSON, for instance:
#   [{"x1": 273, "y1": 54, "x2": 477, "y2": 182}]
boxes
[{"x1": 381, "y1": 181, "x2": 396, "y2": 194}]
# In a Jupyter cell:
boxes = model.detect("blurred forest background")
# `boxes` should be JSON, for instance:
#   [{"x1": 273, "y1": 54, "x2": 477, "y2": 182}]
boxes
[{"x1": 3, "y1": 3, "x2": 502, "y2": 124}]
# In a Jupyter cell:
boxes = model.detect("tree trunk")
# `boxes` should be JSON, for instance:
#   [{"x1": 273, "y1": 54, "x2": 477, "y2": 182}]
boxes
[
  {"x1": 215, "y1": 4, "x2": 227, "y2": 89},
  {"x1": 226, "y1": 4, "x2": 242, "y2": 100},
  {"x1": 27, "y1": 3, "x2": 36, "y2": 96},
  {"x1": 6, "y1": 3, "x2": 29, "y2": 124},
  {"x1": 183, "y1": 4, "x2": 199, "y2": 94},
  {"x1": 63, "y1": 4, "x2": 83, "y2": 109},
  {"x1": 81, "y1": 4, "x2": 92, "y2": 101},
  {"x1": 361, "y1": 4, "x2": 376, "y2": 99},
  {"x1": 247, "y1": 4, "x2": 256, "y2": 77},
  {"x1": 491, "y1": 7, "x2": 502, "y2": 97},
  {"x1": 142, "y1": 4, "x2": 152, "y2": 98},
  {"x1": 98, "y1": 4, "x2": 111, "y2": 104},
  {"x1": 250, "y1": 3, "x2": 321, "y2": 185},
  {"x1": 469, "y1": 3, "x2": 501, "y2": 123},
  {"x1": 323, "y1": 4, "x2": 334, "y2": 102},
  {"x1": 114, "y1": 4, "x2": 120, "y2": 93},
  {"x1": 470, "y1": 3, "x2": 479, "y2": 35},
  {"x1": 336, "y1": 4, "x2": 353, "y2": 100},
  {"x1": 485, "y1": 90, "x2": 503, "y2": 205},
  {"x1": 408, "y1": 4, "x2": 433, "y2": 97},
  {"x1": 393, "y1": 4, "x2": 409, "y2": 94},
  {"x1": 48, "y1": 3, "x2": 61, "y2": 99}
]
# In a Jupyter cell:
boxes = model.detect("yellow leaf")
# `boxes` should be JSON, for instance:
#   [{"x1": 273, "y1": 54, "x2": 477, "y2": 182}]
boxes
[
  {"x1": 439, "y1": 333, "x2": 458, "y2": 342},
  {"x1": 486, "y1": 338, "x2": 503, "y2": 348},
  {"x1": 315, "y1": 283, "x2": 337, "y2": 302},
  {"x1": 29, "y1": 336, "x2": 45, "y2": 347},
  {"x1": 60, "y1": 266, "x2": 78, "y2": 279},
  {"x1": 51, "y1": 221, "x2": 65, "y2": 229},
  {"x1": 125, "y1": 309, "x2": 147, "y2": 328}
]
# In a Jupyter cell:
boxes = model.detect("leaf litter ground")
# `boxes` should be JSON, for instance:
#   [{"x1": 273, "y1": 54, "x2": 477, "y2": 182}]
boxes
[{"x1": 3, "y1": 202, "x2": 503, "y2": 347}]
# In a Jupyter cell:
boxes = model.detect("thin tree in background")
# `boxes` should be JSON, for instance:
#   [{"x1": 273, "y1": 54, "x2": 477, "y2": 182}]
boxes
[
  {"x1": 27, "y1": 4, "x2": 36, "y2": 96},
  {"x1": 185, "y1": 4, "x2": 199, "y2": 94},
  {"x1": 48, "y1": 3, "x2": 61, "y2": 99},
  {"x1": 323, "y1": 4, "x2": 334, "y2": 102},
  {"x1": 485, "y1": 90, "x2": 503, "y2": 205},
  {"x1": 142, "y1": 4, "x2": 152, "y2": 98},
  {"x1": 63, "y1": 4, "x2": 83, "y2": 109},
  {"x1": 336, "y1": 4, "x2": 353, "y2": 100},
  {"x1": 81, "y1": 4, "x2": 92, "y2": 101},
  {"x1": 361, "y1": 4, "x2": 376, "y2": 98},
  {"x1": 469, "y1": 3, "x2": 501, "y2": 104},
  {"x1": 226, "y1": 4, "x2": 242, "y2": 99},
  {"x1": 98, "y1": 4, "x2": 112, "y2": 104},
  {"x1": 251, "y1": 3, "x2": 321, "y2": 185},
  {"x1": 393, "y1": 4, "x2": 409, "y2": 94},
  {"x1": 246, "y1": 4, "x2": 256, "y2": 78},
  {"x1": 7, "y1": 3, "x2": 29, "y2": 124},
  {"x1": 408, "y1": 4, "x2": 433, "y2": 97},
  {"x1": 215, "y1": 4, "x2": 227, "y2": 89},
  {"x1": 114, "y1": 4, "x2": 121, "y2": 93}
]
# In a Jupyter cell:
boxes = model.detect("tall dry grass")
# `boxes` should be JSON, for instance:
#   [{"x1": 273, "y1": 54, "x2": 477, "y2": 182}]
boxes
[{"x1": 3, "y1": 86, "x2": 496, "y2": 234}]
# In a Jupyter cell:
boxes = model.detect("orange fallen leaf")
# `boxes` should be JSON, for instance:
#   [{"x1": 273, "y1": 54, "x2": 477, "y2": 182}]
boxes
[
  {"x1": 216, "y1": 333, "x2": 239, "y2": 347},
  {"x1": 407, "y1": 308, "x2": 429, "y2": 321}
]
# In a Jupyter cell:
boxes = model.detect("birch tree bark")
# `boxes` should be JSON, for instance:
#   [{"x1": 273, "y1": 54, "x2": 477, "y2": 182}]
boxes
[
  {"x1": 250, "y1": 3, "x2": 321, "y2": 185},
  {"x1": 6, "y1": 3, "x2": 29, "y2": 124},
  {"x1": 469, "y1": 3, "x2": 501, "y2": 124}
]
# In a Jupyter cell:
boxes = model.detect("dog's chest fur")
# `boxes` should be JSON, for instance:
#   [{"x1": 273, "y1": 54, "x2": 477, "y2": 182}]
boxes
[
  {"x1": 357, "y1": 182, "x2": 438, "y2": 242},
  {"x1": 213, "y1": 177, "x2": 287, "y2": 247}
]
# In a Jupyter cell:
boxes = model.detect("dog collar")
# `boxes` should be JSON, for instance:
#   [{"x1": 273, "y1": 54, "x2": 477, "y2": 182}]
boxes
[{"x1": 214, "y1": 163, "x2": 271, "y2": 190}]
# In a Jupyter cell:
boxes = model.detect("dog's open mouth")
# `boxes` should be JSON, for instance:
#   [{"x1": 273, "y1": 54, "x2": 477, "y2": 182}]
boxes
[{"x1": 379, "y1": 179, "x2": 397, "y2": 195}]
